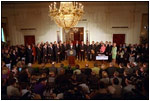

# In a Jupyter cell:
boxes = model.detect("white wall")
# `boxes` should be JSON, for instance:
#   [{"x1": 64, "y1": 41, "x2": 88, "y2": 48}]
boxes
[{"x1": 2, "y1": 2, "x2": 148, "y2": 45}]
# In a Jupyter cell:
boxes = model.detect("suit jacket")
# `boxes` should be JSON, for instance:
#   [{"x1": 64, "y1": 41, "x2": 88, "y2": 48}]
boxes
[
  {"x1": 68, "y1": 45, "x2": 75, "y2": 50},
  {"x1": 75, "y1": 44, "x2": 80, "y2": 53},
  {"x1": 47, "y1": 46, "x2": 54, "y2": 56},
  {"x1": 36, "y1": 47, "x2": 41, "y2": 57},
  {"x1": 66, "y1": 44, "x2": 70, "y2": 50},
  {"x1": 86, "y1": 45, "x2": 91, "y2": 53},
  {"x1": 55, "y1": 46, "x2": 61, "y2": 55},
  {"x1": 80, "y1": 44, "x2": 85, "y2": 52},
  {"x1": 43, "y1": 47, "x2": 47, "y2": 57},
  {"x1": 26, "y1": 48, "x2": 32, "y2": 58},
  {"x1": 95, "y1": 45, "x2": 100, "y2": 54},
  {"x1": 91, "y1": 44, "x2": 96, "y2": 50}
]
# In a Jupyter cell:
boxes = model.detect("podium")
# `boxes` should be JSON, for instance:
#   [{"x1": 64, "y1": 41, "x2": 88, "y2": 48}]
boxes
[{"x1": 67, "y1": 49, "x2": 76, "y2": 66}]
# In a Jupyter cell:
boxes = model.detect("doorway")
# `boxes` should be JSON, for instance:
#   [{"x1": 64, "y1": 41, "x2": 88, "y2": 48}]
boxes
[
  {"x1": 24, "y1": 35, "x2": 35, "y2": 46},
  {"x1": 113, "y1": 34, "x2": 125, "y2": 46},
  {"x1": 63, "y1": 27, "x2": 84, "y2": 44}
]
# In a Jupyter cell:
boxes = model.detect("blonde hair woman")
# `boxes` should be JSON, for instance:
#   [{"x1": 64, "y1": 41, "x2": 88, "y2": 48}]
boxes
[{"x1": 111, "y1": 43, "x2": 117, "y2": 63}]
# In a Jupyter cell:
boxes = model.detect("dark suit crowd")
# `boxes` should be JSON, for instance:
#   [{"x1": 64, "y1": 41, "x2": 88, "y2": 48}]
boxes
[{"x1": 2, "y1": 41, "x2": 149, "y2": 69}]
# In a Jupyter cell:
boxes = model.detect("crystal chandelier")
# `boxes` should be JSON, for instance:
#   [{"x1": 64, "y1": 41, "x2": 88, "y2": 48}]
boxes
[{"x1": 49, "y1": 2, "x2": 84, "y2": 29}]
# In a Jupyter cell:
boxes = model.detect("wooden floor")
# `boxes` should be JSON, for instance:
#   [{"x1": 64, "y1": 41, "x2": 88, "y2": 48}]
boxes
[{"x1": 31, "y1": 59, "x2": 119, "y2": 69}]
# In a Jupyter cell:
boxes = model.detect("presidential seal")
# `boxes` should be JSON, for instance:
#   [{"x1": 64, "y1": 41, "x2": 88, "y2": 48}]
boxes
[{"x1": 70, "y1": 50, "x2": 73, "y2": 55}]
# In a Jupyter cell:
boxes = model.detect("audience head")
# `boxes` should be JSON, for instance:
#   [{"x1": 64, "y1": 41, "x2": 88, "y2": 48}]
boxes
[
  {"x1": 127, "y1": 63, "x2": 131, "y2": 68},
  {"x1": 5, "y1": 49, "x2": 8, "y2": 53},
  {"x1": 8, "y1": 78, "x2": 16, "y2": 86},
  {"x1": 49, "y1": 71, "x2": 55, "y2": 77},
  {"x1": 113, "y1": 71, "x2": 119, "y2": 77},
  {"x1": 99, "y1": 81, "x2": 106, "y2": 89},
  {"x1": 102, "y1": 71, "x2": 108, "y2": 78},
  {"x1": 125, "y1": 78, "x2": 132, "y2": 85},
  {"x1": 38, "y1": 78, "x2": 47, "y2": 85},
  {"x1": 112, "y1": 78, "x2": 119, "y2": 85},
  {"x1": 119, "y1": 63, "x2": 124, "y2": 68}
]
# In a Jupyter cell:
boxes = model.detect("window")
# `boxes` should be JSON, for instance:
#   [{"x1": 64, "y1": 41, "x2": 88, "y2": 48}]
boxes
[{"x1": 1, "y1": 28, "x2": 6, "y2": 42}]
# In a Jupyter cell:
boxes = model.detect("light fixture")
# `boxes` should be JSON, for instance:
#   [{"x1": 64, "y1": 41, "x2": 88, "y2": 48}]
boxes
[{"x1": 49, "y1": 2, "x2": 84, "y2": 29}]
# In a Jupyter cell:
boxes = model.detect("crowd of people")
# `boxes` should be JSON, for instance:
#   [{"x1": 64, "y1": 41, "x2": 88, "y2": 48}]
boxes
[
  {"x1": 2, "y1": 40, "x2": 149, "y2": 69},
  {"x1": 1, "y1": 41, "x2": 149, "y2": 99}
]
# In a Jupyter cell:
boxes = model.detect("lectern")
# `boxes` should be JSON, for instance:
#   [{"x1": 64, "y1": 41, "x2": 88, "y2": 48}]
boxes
[{"x1": 67, "y1": 49, "x2": 76, "y2": 66}]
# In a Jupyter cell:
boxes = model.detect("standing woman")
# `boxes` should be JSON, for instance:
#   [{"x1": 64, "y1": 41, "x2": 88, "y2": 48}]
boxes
[{"x1": 111, "y1": 43, "x2": 117, "y2": 64}]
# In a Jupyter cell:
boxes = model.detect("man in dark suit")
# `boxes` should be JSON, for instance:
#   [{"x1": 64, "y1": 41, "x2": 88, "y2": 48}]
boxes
[
  {"x1": 59, "y1": 41, "x2": 63, "y2": 61},
  {"x1": 123, "y1": 48, "x2": 129, "y2": 66},
  {"x1": 48, "y1": 43, "x2": 54, "y2": 63},
  {"x1": 63, "y1": 42, "x2": 68, "y2": 60},
  {"x1": 66, "y1": 41, "x2": 70, "y2": 50},
  {"x1": 42, "y1": 44, "x2": 47, "y2": 63},
  {"x1": 55, "y1": 43, "x2": 61, "y2": 63},
  {"x1": 53, "y1": 41, "x2": 57, "y2": 61},
  {"x1": 75, "y1": 41, "x2": 80, "y2": 60},
  {"x1": 26, "y1": 45, "x2": 32, "y2": 64},
  {"x1": 95, "y1": 42, "x2": 100, "y2": 56},
  {"x1": 80, "y1": 41, "x2": 85, "y2": 61},
  {"x1": 37, "y1": 43, "x2": 42, "y2": 64},
  {"x1": 11, "y1": 50, "x2": 18, "y2": 67},
  {"x1": 106, "y1": 41, "x2": 112, "y2": 62},
  {"x1": 86, "y1": 42, "x2": 91, "y2": 61},
  {"x1": 91, "y1": 41, "x2": 96, "y2": 61}
]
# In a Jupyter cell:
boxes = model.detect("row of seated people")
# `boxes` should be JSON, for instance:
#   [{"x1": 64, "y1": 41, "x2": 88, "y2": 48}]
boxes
[
  {"x1": 2, "y1": 41, "x2": 148, "y2": 70},
  {"x1": 2, "y1": 60, "x2": 148, "y2": 100}
]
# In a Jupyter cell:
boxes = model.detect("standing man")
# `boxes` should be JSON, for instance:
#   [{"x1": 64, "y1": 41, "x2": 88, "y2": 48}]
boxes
[
  {"x1": 86, "y1": 42, "x2": 91, "y2": 61},
  {"x1": 48, "y1": 43, "x2": 54, "y2": 63},
  {"x1": 80, "y1": 41, "x2": 85, "y2": 61},
  {"x1": 43, "y1": 44, "x2": 48, "y2": 63},
  {"x1": 53, "y1": 41, "x2": 57, "y2": 61},
  {"x1": 91, "y1": 41, "x2": 96, "y2": 61},
  {"x1": 106, "y1": 41, "x2": 112, "y2": 62},
  {"x1": 55, "y1": 43, "x2": 61, "y2": 63},
  {"x1": 37, "y1": 43, "x2": 42, "y2": 64},
  {"x1": 59, "y1": 41, "x2": 63, "y2": 61},
  {"x1": 75, "y1": 41, "x2": 80, "y2": 60},
  {"x1": 26, "y1": 45, "x2": 33, "y2": 65},
  {"x1": 95, "y1": 42, "x2": 100, "y2": 56},
  {"x1": 63, "y1": 42, "x2": 68, "y2": 60}
]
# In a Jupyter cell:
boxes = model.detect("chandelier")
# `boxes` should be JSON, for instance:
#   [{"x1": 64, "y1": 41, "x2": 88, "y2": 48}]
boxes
[{"x1": 49, "y1": 2, "x2": 84, "y2": 29}]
